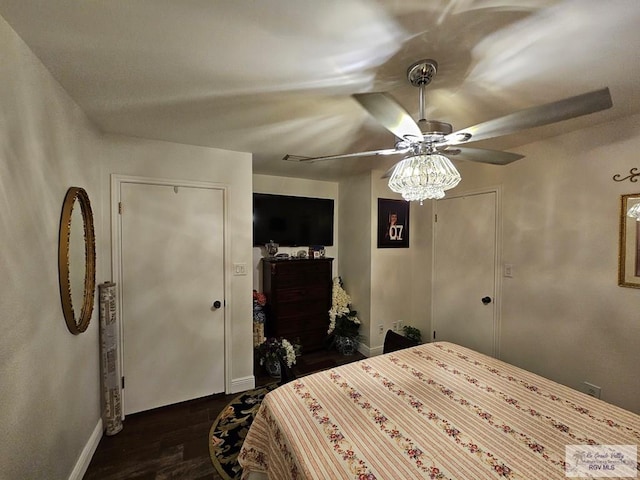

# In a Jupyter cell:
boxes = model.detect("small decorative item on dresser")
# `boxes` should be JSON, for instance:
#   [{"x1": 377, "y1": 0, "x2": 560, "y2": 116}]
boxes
[
  {"x1": 308, "y1": 245, "x2": 324, "y2": 259},
  {"x1": 265, "y1": 240, "x2": 279, "y2": 258}
]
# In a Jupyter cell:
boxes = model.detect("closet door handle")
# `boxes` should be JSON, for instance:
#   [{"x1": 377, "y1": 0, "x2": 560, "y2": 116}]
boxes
[
  {"x1": 481, "y1": 296, "x2": 492, "y2": 305},
  {"x1": 212, "y1": 300, "x2": 222, "y2": 309}
]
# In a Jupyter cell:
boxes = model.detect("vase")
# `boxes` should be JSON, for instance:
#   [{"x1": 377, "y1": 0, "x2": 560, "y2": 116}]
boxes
[
  {"x1": 253, "y1": 304, "x2": 267, "y2": 346},
  {"x1": 265, "y1": 358, "x2": 281, "y2": 378},
  {"x1": 253, "y1": 303, "x2": 266, "y2": 323},
  {"x1": 335, "y1": 335, "x2": 358, "y2": 355},
  {"x1": 253, "y1": 323, "x2": 265, "y2": 347},
  {"x1": 278, "y1": 358, "x2": 295, "y2": 386}
]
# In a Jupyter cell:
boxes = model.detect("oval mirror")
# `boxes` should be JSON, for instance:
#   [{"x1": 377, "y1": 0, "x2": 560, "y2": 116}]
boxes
[{"x1": 58, "y1": 187, "x2": 96, "y2": 334}]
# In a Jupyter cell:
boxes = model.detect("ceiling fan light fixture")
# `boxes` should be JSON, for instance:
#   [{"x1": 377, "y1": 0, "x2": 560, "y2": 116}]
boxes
[{"x1": 388, "y1": 152, "x2": 461, "y2": 204}]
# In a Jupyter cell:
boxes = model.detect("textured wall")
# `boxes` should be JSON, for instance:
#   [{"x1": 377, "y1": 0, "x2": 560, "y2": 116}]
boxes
[
  {"x1": 452, "y1": 113, "x2": 640, "y2": 414},
  {"x1": 0, "y1": 16, "x2": 103, "y2": 480},
  {"x1": 251, "y1": 174, "x2": 339, "y2": 288},
  {"x1": 1, "y1": 15, "x2": 254, "y2": 479},
  {"x1": 338, "y1": 174, "x2": 373, "y2": 347}
]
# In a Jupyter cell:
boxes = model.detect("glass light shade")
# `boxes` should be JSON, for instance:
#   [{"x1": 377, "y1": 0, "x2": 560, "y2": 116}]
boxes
[
  {"x1": 627, "y1": 202, "x2": 640, "y2": 221},
  {"x1": 388, "y1": 153, "x2": 461, "y2": 203}
]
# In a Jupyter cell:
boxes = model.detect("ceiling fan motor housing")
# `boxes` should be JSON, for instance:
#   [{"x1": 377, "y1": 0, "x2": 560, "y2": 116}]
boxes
[
  {"x1": 418, "y1": 119, "x2": 452, "y2": 141},
  {"x1": 407, "y1": 59, "x2": 438, "y2": 87}
]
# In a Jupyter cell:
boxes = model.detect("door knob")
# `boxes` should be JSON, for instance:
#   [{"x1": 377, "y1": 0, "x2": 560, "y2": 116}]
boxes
[
  {"x1": 481, "y1": 296, "x2": 492, "y2": 305},
  {"x1": 212, "y1": 300, "x2": 222, "y2": 309}
]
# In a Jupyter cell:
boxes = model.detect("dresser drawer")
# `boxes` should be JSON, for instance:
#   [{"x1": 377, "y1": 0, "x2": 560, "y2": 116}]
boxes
[
  {"x1": 275, "y1": 298, "x2": 329, "y2": 317},
  {"x1": 275, "y1": 285, "x2": 329, "y2": 303},
  {"x1": 271, "y1": 263, "x2": 331, "y2": 288},
  {"x1": 262, "y1": 258, "x2": 333, "y2": 352},
  {"x1": 271, "y1": 260, "x2": 331, "y2": 276}
]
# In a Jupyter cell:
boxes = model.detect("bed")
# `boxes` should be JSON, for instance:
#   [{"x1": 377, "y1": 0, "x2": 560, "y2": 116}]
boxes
[{"x1": 238, "y1": 342, "x2": 639, "y2": 479}]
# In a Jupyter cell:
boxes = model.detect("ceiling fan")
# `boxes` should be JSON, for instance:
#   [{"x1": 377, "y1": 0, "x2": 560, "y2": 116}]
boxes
[{"x1": 283, "y1": 59, "x2": 612, "y2": 200}]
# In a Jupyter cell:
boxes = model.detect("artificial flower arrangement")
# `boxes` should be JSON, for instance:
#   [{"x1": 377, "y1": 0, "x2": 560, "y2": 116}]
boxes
[
  {"x1": 252, "y1": 290, "x2": 268, "y2": 346},
  {"x1": 255, "y1": 337, "x2": 301, "y2": 368},
  {"x1": 253, "y1": 289, "x2": 267, "y2": 308},
  {"x1": 328, "y1": 276, "x2": 361, "y2": 339}
]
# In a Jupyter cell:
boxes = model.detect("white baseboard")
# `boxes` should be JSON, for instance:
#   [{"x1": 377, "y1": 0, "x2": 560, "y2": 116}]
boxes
[
  {"x1": 230, "y1": 375, "x2": 256, "y2": 394},
  {"x1": 360, "y1": 344, "x2": 383, "y2": 357},
  {"x1": 69, "y1": 418, "x2": 102, "y2": 480}
]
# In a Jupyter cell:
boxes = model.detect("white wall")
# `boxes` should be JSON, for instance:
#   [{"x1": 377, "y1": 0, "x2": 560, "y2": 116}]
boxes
[
  {"x1": 337, "y1": 172, "x2": 432, "y2": 356},
  {"x1": 369, "y1": 173, "x2": 432, "y2": 354},
  {"x1": 451, "y1": 113, "x2": 640, "y2": 414},
  {"x1": 253, "y1": 172, "x2": 432, "y2": 356},
  {"x1": 0, "y1": 15, "x2": 255, "y2": 480},
  {"x1": 337, "y1": 174, "x2": 373, "y2": 350},
  {"x1": 97, "y1": 136, "x2": 254, "y2": 391},
  {"x1": 335, "y1": 114, "x2": 640, "y2": 414},
  {"x1": 3, "y1": 16, "x2": 637, "y2": 480},
  {"x1": 1, "y1": 16, "x2": 103, "y2": 480},
  {"x1": 252, "y1": 174, "x2": 339, "y2": 289}
]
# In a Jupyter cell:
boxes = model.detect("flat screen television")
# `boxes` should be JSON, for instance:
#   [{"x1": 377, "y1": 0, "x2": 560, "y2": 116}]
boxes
[{"x1": 253, "y1": 193, "x2": 334, "y2": 247}]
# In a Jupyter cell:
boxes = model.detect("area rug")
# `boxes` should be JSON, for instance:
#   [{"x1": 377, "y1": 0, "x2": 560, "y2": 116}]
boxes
[{"x1": 209, "y1": 383, "x2": 279, "y2": 480}]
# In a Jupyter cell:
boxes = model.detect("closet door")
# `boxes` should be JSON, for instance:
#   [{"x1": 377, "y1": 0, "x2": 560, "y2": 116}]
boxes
[
  {"x1": 432, "y1": 190, "x2": 498, "y2": 356},
  {"x1": 120, "y1": 181, "x2": 225, "y2": 414}
]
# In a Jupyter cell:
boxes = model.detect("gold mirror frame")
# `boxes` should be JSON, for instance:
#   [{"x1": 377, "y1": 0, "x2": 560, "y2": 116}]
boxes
[
  {"x1": 58, "y1": 187, "x2": 96, "y2": 334},
  {"x1": 618, "y1": 193, "x2": 640, "y2": 288}
]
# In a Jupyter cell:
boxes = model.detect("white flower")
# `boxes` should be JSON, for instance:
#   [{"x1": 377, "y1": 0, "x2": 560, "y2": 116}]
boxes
[
  {"x1": 328, "y1": 277, "x2": 359, "y2": 334},
  {"x1": 257, "y1": 337, "x2": 299, "y2": 367},
  {"x1": 280, "y1": 338, "x2": 297, "y2": 367}
]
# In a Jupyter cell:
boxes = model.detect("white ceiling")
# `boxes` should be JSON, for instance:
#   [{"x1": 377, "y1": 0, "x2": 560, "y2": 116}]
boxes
[{"x1": 2, "y1": 0, "x2": 640, "y2": 180}]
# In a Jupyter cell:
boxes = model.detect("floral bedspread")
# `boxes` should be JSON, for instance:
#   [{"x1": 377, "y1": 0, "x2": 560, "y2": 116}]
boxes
[{"x1": 239, "y1": 342, "x2": 640, "y2": 479}]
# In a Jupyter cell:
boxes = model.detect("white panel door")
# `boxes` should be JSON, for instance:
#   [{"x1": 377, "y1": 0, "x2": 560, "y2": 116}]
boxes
[
  {"x1": 432, "y1": 191, "x2": 498, "y2": 356},
  {"x1": 120, "y1": 182, "x2": 225, "y2": 414}
]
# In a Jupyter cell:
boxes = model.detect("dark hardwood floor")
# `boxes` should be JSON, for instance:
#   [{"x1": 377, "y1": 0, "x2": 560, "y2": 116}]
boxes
[{"x1": 83, "y1": 349, "x2": 365, "y2": 480}]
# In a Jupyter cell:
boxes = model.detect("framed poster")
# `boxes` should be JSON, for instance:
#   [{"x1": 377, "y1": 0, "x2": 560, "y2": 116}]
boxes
[
  {"x1": 377, "y1": 198, "x2": 409, "y2": 248},
  {"x1": 618, "y1": 192, "x2": 640, "y2": 288}
]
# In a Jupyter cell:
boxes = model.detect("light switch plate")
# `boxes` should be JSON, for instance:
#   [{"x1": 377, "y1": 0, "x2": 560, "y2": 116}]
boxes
[
  {"x1": 504, "y1": 263, "x2": 513, "y2": 278},
  {"x1": 233, "y1": 263, "x2": 247, "y2": 276}
]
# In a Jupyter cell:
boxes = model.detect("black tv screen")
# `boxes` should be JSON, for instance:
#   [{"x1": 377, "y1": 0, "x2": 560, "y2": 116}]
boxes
[{"x1": 253, "y1": 193, "x2": 334, "y2": 247}]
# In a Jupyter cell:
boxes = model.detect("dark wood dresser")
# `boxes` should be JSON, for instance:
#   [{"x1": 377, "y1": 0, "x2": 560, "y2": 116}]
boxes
[{"x1": 262, "y1": 258, "x2": 333, "y2": 352}]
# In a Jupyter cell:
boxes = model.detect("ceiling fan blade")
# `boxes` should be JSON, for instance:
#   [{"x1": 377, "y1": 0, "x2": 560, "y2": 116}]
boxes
[
  {"x1": 445, "y1": 87, "x2": 612, "y2": 145},
  {"x1": 441, "y1": 147, "x2": 525, "y2": 165},
  {"x1": 283, "y1": 147, "x2": 409, "y2": 163},
  {"x1": 353, "y1": 92, "x2": 423, "y2": 141}
]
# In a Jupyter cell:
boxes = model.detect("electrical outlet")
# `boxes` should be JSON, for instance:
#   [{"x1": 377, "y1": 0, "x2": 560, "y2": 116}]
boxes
[
  {"x1": 378, "y1": 324, "x2": 384, "y2": 335},
  {"x1": 392, "y1": 321, "x2": 398, "y2": 332},
  {"x1": 398, "y1": 320, "x2": 404, "y2": 331},
  {"x1": 582, "y1": 381, "x2": 601, "y2": 399}
]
